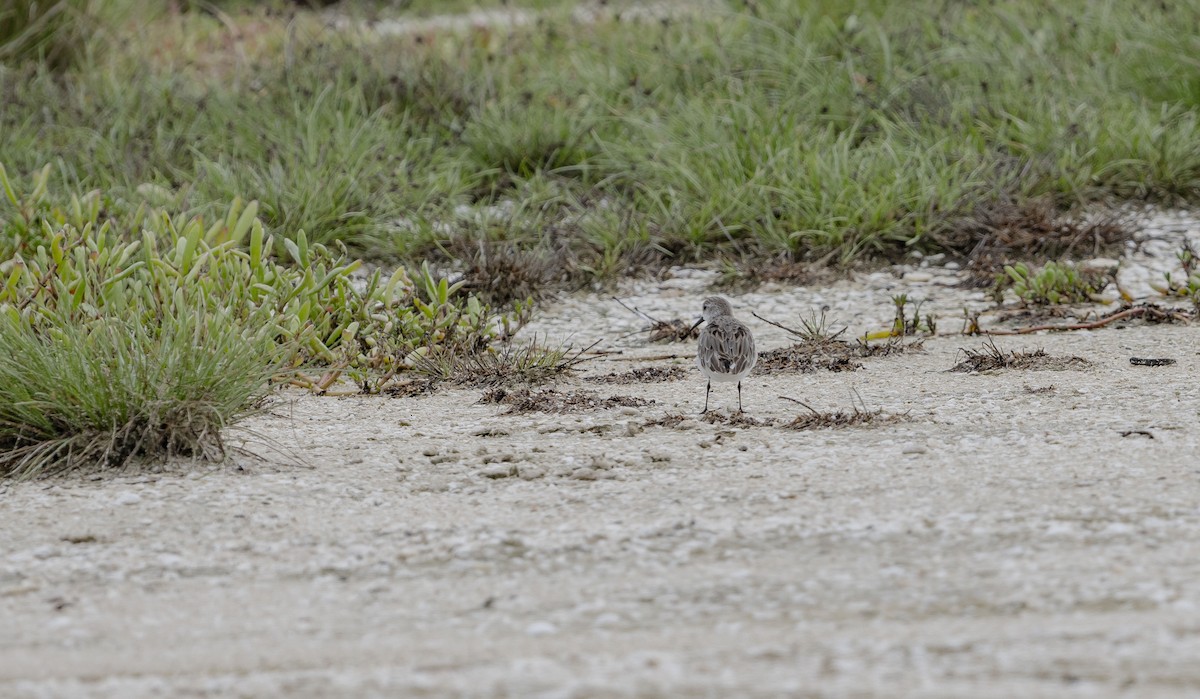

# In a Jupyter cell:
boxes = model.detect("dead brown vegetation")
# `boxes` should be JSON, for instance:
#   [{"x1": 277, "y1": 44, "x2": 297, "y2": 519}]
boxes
[
  {"x1": 949, "y1": 340, "x2": 1090, "y2": 372},
  {"x1": 933, "y1": 195, "x2": 1135, "y2": 282},
  {"x1": 409, "y1": 340, "x2": 594, "y2": 389},
  {"x1": 451, "y1": 241, "x2": 560, "y2": 306},
  {"x1": 783, "y1": 407, "x2": 906, "y2": 430},
  {"x1": 715, "y1": 257, "x2": 826, "y2": 291},
  {"x1": 613, "y1": 297, "x2": 700, "y2": 343},
  {"x1": 752, "y1": 310, "x2": 925, "y2": 375},
  {"x1": 585, "y1": 366, "x2": 688, "y2": 384},
  {"x1": 642, "y1": 413, "x2": 689, "y2": 428},
  {"x1": 755, "y1": 336, "x2": 923, "y2": 375},
  {"x1": 480, "y1": 387, "x2": 654, "y2": 414}
]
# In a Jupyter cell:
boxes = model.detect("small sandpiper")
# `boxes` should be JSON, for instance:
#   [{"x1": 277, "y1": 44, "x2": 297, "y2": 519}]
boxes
[{"x1": 692, "y1": 296, "x2": 757, "y2": 413}]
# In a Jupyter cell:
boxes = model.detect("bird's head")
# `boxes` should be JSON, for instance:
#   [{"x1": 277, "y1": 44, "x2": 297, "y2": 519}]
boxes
[
  {"x1": 691, "y1": 296, "x2": 733, "y2": 335},
  {"x1": 701, "y1": 296, "x2": 733, "y2": 322}
]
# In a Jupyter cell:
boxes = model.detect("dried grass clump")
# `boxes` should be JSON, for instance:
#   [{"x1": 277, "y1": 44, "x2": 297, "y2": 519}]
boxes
[
  {"x1": 755, "y1": 348, "x2": 864, "y2": 374},
  {"x1": 753, "y1": 310, "x2": 924, "y2": 375},
  {"x1": 701, "y1": 412, "x2": 775, "y2": 428},
  {"x1": 449, "y1": 240, "x2": 558, "y2": 306},
  {"x1": 949, "y1": 339, "x2": 1090, "y2": 372},
  {"x1": 642, "y1": 413, "x2": 689, "y2": 428},
  {"x1": 784, "y1": 407, "x2": 904, "y2": 430},
  {"x1": 779, "y1": 394, "x2": 909, "y2": 431},
  {"x1": 480, "y1": 387, "x2": 653, "y2": 414},
  {"x1": 612, "y1": 297, "x2": 700, "y2": 344},
  {"x1": 937, "y1": 196, "x2": 1134, "y2": 274},
  {"x1": 584, "y1": 366, "x2": 688, "y2": 384},
  {"x1": 410, "y1": 339, "x2": 594, "y2": 388}
]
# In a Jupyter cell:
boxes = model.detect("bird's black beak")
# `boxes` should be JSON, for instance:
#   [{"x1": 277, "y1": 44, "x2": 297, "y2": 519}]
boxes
[{"x1": 689, "y1": 318, "x2": 704, "y2": 335}]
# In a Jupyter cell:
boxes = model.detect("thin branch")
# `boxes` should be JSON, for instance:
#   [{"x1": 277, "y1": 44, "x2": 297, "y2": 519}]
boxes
[
  {"x1": 612, "y1": 296, "x2": 663, "y2": 324},
  {"x1": 752, "y1": 311, "x2": 805, "y2": 338},
  {"x1": 612, "y1": 353, "x2": 691, "y2": 362},
  {"x1": 777, "y1": 395, "x2": 820, "y2": 414},
  {"x1": 984, "y1": 305, "x2": 1187, "y2": 335}
]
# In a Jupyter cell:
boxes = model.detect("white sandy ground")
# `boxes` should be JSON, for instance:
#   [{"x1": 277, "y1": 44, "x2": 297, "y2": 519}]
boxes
[{"x1": 3, "y1": 211, "x2": 1200, "y2": 698}]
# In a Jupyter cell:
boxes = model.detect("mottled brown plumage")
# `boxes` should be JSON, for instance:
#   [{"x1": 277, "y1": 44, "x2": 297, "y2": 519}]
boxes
[{"x1": 694, "y1": 296, "x2": 757, "y2": 413}]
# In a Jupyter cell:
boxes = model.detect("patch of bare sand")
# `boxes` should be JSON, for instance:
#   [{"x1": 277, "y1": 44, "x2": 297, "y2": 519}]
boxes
[{"x1": 3, "y1": 319, "x2": 1200, "y2": 697}]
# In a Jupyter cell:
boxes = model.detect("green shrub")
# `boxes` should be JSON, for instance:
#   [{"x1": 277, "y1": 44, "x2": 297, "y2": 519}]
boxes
[
  {"x1": 0, "y1": 163, "x2": 524, "y2": 374},
  {"x1": 995, "y1": 261, "x2": 1113, "y2": 306},
  {"x1": 0, "y1": 163, "x2": 528, "y2": 476}
]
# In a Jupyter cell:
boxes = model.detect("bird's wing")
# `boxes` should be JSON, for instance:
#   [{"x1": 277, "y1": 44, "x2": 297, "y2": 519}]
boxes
[{"x1": 698, "y1": 320, "x2": 756, "y2": 375}]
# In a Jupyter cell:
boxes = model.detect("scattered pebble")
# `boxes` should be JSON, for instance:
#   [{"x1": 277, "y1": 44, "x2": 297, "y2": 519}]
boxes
[
  {"x1": 517, "y1": 465, "x2": 547, "y2": 480},
  {"x1": 1081, "y1": 257, "x2": 1121, "y2": 272},
  {"x1": 481, "y1": 464, "x2": 516, "y2": 479},
  {"x1": 31, "y1": 546, "x2": 57, "y2": 560},
  {"x1": 525, "y1": 621, "x2": 558, "y2": 637},
  {"x1": 114, "y1": 492, "x2": 142, "y2": 506},
  {"x1": 590, "y1": 455, "x2": 615, "y2": 471}
]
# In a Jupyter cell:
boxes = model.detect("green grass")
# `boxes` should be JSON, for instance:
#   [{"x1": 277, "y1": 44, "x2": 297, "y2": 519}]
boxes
[
  {"x1": 0, "y1": 0, "x2": 98, "y2": 70},
  {"x1": 0, "y1": 164, "x2": 523, "y2": 477},
  {"x1": 0, "y1": 299, "x2": 275, "y2": 479},
  {"x1": 0, "y1": 164, "x2": 518, "y2": 371},
  {"x1": 2, "y1": 0, "x2": 1198, "y2": 280}
]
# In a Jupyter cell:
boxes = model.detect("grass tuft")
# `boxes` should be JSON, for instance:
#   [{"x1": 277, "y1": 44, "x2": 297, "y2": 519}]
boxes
[
  {"x1": 0, "y1": 303, "x2": 275, "y2": 479},
  {"x1": 0, "y1": 0, "x2": 97, "y2": 70}
]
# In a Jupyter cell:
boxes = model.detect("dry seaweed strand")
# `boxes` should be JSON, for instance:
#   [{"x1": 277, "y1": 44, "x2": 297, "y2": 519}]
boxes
[
  {"x1": 949, "y1": 338, "x2": 1089, "y2": 372},
  {"x1": 611, "y1": 353, "x2": 692, "y2": 362},
  {"x1": 612, "y1": 296, "x2": 700, "y2": 343},
  {"x1": 751, "y1": 310, "x2": 922, "y2": 375},
  {"x1": 480, "y1": 387, "x2": 654, "y2": 414},
  {"x1": 982, "y1": 303, "x2": 1190, "y2": 335},
  {"x1": 584, "y1": 366, "x2": 688, "y2": 384},
  {"x1": 777, "y1": 394, "x2": 906, "y2": 430}
]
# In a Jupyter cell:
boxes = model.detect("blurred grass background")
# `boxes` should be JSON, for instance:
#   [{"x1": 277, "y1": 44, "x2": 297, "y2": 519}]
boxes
[{"x1": 3, "y1": 0, "x2": 1197, "y2": 280}]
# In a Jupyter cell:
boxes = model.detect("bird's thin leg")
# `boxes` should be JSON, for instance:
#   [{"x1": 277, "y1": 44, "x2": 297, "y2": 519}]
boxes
[
  {"x1": 737, "y1": 381, "x2": 743, "y2": 413},
  {"x1": 702, "y1": 380, "x2": 711, "y2": 414}
]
